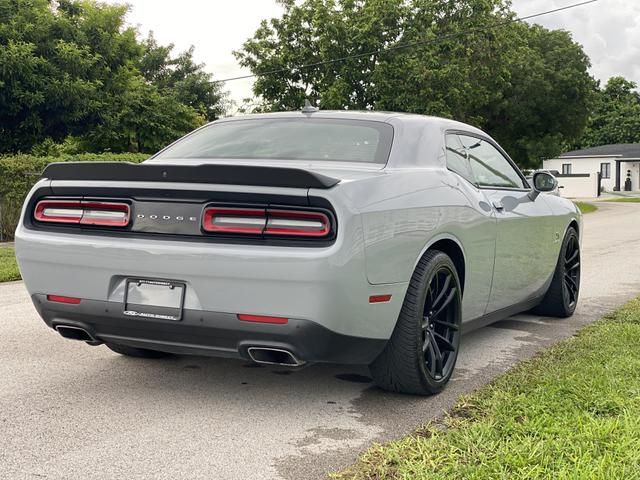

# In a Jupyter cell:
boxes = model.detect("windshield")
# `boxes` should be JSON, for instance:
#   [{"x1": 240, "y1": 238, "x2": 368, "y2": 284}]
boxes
[{"x1": 154, "y1": 118, "x2": 394, "y2": 164}]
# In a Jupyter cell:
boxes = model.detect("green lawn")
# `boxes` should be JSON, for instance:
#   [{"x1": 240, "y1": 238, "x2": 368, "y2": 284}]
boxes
[
  {"x1": 575, "y1": 201, "x2": 598, "y2": 214},
  {"x1": 0, "y1": 245, "x2": 20, "y2": 282},
  {"x1": 333, "y1": 298, "x2": 640, "y2": 479},
  {"x1": 605, "y1": 197, "x2": 640, "y2": 203}
]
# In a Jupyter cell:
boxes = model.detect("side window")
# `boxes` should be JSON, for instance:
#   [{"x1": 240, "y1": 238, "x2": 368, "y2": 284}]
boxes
[
  {"x1": 445, "y1": 134, "x2": 476, "y2": 185},
  {"x1": 459, "y1": 135, "x2": 525, "y2": 189}
]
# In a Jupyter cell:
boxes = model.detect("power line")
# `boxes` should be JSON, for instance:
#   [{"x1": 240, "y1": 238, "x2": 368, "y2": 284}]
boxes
[{"x1": 216, "y1": 0, "x2": 599, "y2": 83}]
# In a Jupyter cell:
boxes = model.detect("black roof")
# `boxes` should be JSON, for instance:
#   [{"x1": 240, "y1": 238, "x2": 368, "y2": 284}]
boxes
[{"x1": 560, "y1": 144, "x2": 640, "y2": 159}]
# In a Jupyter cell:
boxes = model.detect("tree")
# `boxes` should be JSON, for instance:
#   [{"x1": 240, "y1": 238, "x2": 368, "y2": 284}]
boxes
[
  {"x1": 140, "y1": 34, "x2": 230, "y2": 121},
  {"x1": 578, "y1": 77, "x2": 640, "y2": 147},
  {"x1": 480, "y1": 25, "x2": 594, "y2": 166},
  {"x1": 236, "y1": 0, "x2": 408, "y2": 111},
  {"x1": 0, "y1": 0, "x2": 227, "y2": 154},
  {"x1": 82, "y1": 70, "x2": 204, "y2": 153},
  {"x1": 0, "y1": 0, "x2": 129, "y2": 152},
  {"x1": 235, "y1": 0, "x2": 594, "y2": 168}
]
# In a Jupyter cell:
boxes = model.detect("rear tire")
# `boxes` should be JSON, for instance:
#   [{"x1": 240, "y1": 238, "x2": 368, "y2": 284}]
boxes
[
  {"x1": 369, "y1": 250, "x2": 462, "y2": 395},
  {"x1": 105, "y1": 343, "x2": 171, "y2": 359},
  {"x1": 533, "y1": 227, "x2": 580, "y2": 318}
]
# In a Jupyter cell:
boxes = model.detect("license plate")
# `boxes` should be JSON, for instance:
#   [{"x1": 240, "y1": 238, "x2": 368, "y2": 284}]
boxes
[{"x1": 124, "y1": 279, "x2": 185, "y2": 321}]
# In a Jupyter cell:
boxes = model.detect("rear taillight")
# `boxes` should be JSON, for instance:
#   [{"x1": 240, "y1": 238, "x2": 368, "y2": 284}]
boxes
[
  {"x1": 34, "y1": 200, "x2": 84, "y2": 224},
  {"x1": 202, "y1": 207, "x2": 266, "y2": 234},
  {"x1": 202, "y1": 207, "x2": 331, "y2": 238},
  {"x1": 35, "y1": 200, "x2": 130, "y2": 227},
  {"x1": 264, "y1": 210, "x2": 331, "y2": 237}
]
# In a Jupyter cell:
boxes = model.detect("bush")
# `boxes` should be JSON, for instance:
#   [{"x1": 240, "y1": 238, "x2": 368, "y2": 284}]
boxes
[{"x1": 0, "y1": 153, "x2": 148, "y2": 240}]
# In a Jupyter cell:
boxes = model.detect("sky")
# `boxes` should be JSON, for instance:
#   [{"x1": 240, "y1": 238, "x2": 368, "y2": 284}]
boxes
[{"x1": 110, "y1": 0, "x2": 639, "y2": 110}]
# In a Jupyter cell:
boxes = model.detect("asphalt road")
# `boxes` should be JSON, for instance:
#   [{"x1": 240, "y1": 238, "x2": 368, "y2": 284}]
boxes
[{"x1": 2, "y1": 202, "x2": 640, "y2": 480}]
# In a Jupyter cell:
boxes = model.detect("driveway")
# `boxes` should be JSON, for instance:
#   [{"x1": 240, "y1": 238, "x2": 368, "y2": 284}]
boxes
[{"x1": 1, "y1": 202, "x2": 639, "y2": 480}]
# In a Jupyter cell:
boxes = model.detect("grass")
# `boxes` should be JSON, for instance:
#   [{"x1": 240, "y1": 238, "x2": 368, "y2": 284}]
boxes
[
  {"x1": 332, "y1": 298, "x2": 640, "y2": 480},
  {"x1": 0, "y1": 245, "x2": 20, "y2": 282},
  {"x1": 605, "y1": 197, "x2": 640, "y2": 203},
  {"x1": 574, "y1": 201, "x2": 598, "y2": 214}
]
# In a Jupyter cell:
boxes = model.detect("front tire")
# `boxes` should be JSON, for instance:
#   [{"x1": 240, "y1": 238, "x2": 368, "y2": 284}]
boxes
[
  {"x1": 534, "y1": 226, "x2": 581, "y2": 318},
  {"x1": 106, "y1": 342, "x2": 171, "y2": 359},
  {"x1": 369, "y1": 250, "x2": 462, "y2": 395}
]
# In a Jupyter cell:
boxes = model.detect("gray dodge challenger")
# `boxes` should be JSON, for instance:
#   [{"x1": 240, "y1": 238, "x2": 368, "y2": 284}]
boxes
[{"x1": 15, "y1": 110, "x2": 581, "y2": 395}]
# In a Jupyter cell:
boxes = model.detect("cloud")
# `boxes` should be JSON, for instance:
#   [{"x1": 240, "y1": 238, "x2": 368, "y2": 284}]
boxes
[
  {"x1": 111, "y1": 0, "x2": 638, "y2": 105},
  {"x1": 115, "y1": 0, "x2": 283, "y2": 106}
]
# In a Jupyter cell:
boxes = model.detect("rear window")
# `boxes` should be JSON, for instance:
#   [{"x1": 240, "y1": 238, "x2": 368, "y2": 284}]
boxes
[{"x1": 154, "y1": 118, "x2": 394, "y2": 164}]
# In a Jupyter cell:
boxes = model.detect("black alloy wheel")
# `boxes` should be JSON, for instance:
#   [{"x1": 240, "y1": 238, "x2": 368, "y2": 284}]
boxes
[
  {"x1": 534, "y1": 226, "x2": 580, "y2": 318},
  {"x1": 563, "y1": 234, "x2": 580, "y2": 310},
  {"x1": 369, "y1": 250, "x2": 462, "y2": 395},
  {"x1": 422, "y1": 266, "x2": 460, "y2": 381}
]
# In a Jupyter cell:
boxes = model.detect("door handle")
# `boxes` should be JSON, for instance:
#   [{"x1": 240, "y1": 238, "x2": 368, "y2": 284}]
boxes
[{"x1": 492, "y1": 200, "x2": 504, "y2": 211}]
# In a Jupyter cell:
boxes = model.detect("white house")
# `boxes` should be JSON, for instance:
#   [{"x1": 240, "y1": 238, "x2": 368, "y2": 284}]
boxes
[{"x1": 544, "y1": 144, "x2": 640, "y2": 195}]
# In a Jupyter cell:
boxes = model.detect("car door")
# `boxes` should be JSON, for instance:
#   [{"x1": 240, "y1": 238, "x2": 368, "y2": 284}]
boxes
[
  {"x1": 443, "y1": 134, "x2": 497, "y2": 322},
  {"x1": 457, "y1": 134, "x2": 555, "y2": 313}
]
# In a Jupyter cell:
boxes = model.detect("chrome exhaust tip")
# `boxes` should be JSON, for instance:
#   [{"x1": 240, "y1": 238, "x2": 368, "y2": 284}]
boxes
[
  {"x1": 55, "y1": 325, "x2": 102, "y2": 346},
  {"x1": 247, "y1": 347, "x2": 305, "y2": 367}
]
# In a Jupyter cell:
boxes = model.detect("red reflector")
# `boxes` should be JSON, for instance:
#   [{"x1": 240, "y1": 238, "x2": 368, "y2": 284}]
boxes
[
  {"x1": 47, "y1": 295, "x2": 81, "y2": 305},
  {"x1": 237, "y1": 314, "x2": 289, "y2": 324},
  {"x1": 369, "y1": 294, "x2": 392, "y2": 304}
]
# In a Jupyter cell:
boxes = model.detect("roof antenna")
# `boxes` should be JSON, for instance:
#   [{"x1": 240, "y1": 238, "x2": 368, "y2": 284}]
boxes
[{"x1": 301, "y1": 99, "x2": 319, "y2": 114}]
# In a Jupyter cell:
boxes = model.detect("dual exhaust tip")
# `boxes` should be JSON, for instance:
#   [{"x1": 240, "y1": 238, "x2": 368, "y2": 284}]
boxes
[
  {"x1": 55, "y1": 325, "x2": 102, "y2": 346},
  {"x1": 247, "y1": 347, "x2": 305, "y2": 367}
]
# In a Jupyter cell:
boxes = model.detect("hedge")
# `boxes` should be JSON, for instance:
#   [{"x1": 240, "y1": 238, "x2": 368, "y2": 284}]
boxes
[{"x1": 0, "y1": 153, "x2": 148, "y2": 240}]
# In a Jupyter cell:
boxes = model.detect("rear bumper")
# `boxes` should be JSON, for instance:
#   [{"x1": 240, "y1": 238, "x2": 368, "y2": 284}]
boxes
[
  {"x1": 16, "y1": 223, "x2": 408, "y2": 340},
  {"x1": 33, "y1": 294, "x2": 387, "y2": 364}
]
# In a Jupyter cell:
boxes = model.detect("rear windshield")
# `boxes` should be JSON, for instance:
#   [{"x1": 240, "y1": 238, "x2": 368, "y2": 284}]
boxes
[{"x1": 154, "y1": 118, "x2": 394, "y2": 164}]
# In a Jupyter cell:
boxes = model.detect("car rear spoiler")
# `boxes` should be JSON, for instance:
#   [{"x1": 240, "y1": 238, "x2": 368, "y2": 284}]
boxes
[{"x1": 41, "y1": 162, "x2": 340, "y2": 189}]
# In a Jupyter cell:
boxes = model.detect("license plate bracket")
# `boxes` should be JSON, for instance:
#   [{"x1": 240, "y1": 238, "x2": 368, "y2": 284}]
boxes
[{"x1": 124, "y1": 278, "x2": 185, "y2": 321}]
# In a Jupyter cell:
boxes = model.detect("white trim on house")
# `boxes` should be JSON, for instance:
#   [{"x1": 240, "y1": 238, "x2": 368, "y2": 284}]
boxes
[
  {"x1": 560, "y1": 154, "x2": 622, "y2": 158},
  {"x1": 560, "y1": 155, "x2": 640, "y2": 161}
]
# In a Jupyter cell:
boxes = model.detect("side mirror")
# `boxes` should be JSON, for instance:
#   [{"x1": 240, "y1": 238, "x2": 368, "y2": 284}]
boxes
[{"x1": 528, "y1": 171, "x2": 558, "y2": 201}]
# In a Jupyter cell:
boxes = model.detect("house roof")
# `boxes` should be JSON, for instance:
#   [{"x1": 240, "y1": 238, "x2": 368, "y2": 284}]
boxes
[{"x1": 560, "y1": 144, "x2": 640, "y2": 159}]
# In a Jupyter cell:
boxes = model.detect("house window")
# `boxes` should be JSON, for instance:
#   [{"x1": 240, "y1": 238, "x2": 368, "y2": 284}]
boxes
[
  {"x1": 600, "y1": 162, "x2": 611, "y2": 179},
  {"x1": 562, "y1": 163, "x2": 572, "y2": 175}
]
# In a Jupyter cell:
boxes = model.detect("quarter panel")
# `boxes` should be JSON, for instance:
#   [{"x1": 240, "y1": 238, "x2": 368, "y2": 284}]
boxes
[
  {"x1": 541, "y1": 193, "x2": 583, "y2": 248},
  {"x1": 347, "y1": 169, "x2": 497, "y2": 322}
]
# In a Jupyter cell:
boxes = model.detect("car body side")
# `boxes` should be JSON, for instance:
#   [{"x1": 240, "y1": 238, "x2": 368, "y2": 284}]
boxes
[{"x1": 305, "y1": 113, "x2": 581, "y2": 326}]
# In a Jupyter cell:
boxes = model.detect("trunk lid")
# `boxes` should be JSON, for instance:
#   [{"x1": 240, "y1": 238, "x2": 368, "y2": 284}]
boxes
[{"x1": 31, "y1": 160, "x2": 371, "y2": 244}]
